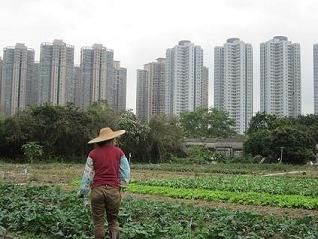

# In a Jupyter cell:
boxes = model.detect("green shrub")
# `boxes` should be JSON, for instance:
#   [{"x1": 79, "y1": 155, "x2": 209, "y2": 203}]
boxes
[
  {"x1": 21, "y1": 142, "x2": 43, "y2": 163},
  {"x1": 186, "y1": 146, "x2": 212, "y2": 161}
]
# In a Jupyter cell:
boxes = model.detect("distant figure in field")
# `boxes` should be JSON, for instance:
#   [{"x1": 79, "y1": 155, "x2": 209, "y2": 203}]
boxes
[{"x1": 78, "y1": 127, "x2": 130, "y2": 239}]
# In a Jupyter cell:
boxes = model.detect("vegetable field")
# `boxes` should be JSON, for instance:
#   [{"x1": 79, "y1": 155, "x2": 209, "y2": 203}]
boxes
[
  {"x1": 0, "y1": 162, "x2": 317, "y2": 238},
  {"x1": 128, "y1": 176, "x2": 318, "y2": 209},
  {"x1": 134, "y1": 176, "x2": 318, "y2": 196},
  {"x1": 1, "y1": 184, "x2": 317, "y2": 239}
]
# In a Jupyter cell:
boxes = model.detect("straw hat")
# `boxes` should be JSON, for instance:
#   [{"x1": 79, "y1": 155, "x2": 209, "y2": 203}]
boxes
[{"x1": 88, "y1": 127, "x2": 125, "y2": 144}]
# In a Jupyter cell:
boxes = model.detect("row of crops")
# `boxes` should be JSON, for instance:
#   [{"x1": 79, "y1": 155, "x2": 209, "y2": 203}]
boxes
[
  {"x1": 131, "y1": 163, "x2": 313, "y2": 175},
  {"x1": 129, "y1": 184, "x2": 318, "y2": 209},
  {"x1": 129, "y1": 176, "x2": 318, "y2": 209},
  {"x1": 135, "y1": 176, "x2": 318, "y2": 196},
  {"x1": 1, "y1": 184, "x2": 317, "y2": 239}
]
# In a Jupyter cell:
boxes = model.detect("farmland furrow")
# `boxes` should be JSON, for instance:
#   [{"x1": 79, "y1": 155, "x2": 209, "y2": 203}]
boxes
[
  {"x1": 125, "y1": 192, "x2": 318, "y2": 218},
  {"x1": 128, "y1": 184, "x2": 318, "y2": 209}
]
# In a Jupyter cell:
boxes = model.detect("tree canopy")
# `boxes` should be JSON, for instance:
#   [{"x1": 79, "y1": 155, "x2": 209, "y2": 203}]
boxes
[
  {"x1": 179, "y1": 107, "x2": 236, "y2": 138},
  {"x1": 245, "y1": 113, "x2": 317, "y2": 164},
  {"x1": 0, "y1": 103, "x2": 184, "y2": 163}
]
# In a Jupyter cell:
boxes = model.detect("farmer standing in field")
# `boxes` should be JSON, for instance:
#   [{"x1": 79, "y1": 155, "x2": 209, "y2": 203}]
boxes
[{"x1": 77, "y1": 127, "x2": 130, "y2": 239}]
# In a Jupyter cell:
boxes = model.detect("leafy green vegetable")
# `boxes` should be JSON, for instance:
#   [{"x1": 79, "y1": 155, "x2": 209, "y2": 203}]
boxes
[
  {"x1": 1, "y1": 184, "x2": 317, "y2": 239},
  {"x1": 136, "y1": 176, "x2": 318, "y2": 197},
  {"x1": 129, "y1": 184, "x2": 318, "y2": 209}
]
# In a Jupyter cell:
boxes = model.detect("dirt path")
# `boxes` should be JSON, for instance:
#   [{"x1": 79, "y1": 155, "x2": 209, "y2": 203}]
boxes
[
  {"x1": 125, "y1": 192, "x2": 318, "y2": 218},
  {"x1": 132, "y1": 169, "x2": 216, "y2": 180},
  {"x1": 262, "y1": 171, "x2": 307, "y2": 177}
]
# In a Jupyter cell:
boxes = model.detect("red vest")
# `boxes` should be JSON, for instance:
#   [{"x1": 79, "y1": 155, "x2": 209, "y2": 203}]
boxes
[{"x1": 89, "y1": 145, "x2": 124, "y2": 189}]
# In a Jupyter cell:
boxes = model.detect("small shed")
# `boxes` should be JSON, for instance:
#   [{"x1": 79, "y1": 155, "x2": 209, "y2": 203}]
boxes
[{"x1": 183, "y1": 138, "x2": 244, "y2": 157}]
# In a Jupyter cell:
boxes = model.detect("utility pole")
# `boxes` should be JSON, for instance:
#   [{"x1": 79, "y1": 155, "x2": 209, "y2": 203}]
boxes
[
  {"x1": 280, "y1": 147, "x2": 284, "y2": 164},
  {"x1": 315, "y1": 144, "x2": 318, "y2": 165}
]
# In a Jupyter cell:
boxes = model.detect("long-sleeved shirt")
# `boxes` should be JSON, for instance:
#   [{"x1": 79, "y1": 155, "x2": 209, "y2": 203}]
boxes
[{"x1": 78, "y1": 145, "x2": 130, "y2": 197}]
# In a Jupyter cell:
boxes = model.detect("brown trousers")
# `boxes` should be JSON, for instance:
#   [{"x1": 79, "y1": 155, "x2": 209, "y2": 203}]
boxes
[{"x1": 91, "y1": 185, "x2": 121, "y2": 239}]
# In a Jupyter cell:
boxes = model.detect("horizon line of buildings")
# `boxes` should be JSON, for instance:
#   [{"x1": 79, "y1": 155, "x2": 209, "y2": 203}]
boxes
[
  {"x1": 137, "y1": 36, "x2": 304, "y2": 134},
  {"x1": 1, "y1": 36, "x2": 318, "y2": 134},
  {"x1": 0, "y1": 39, "x2": 127, "y2": 116}
]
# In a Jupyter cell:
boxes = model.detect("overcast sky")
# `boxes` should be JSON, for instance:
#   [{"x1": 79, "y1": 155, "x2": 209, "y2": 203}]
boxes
[{"x1": 0, "y1": 0, "x2": 317, "y2": 113}]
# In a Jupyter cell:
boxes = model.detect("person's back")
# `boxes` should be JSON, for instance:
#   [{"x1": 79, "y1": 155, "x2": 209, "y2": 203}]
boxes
[
  {"x1": 90, "y1": 145, "x2": 124, "y2": 189},
  {"x1": 78, "y1": 128, "x2": 130, "y2": 239}
]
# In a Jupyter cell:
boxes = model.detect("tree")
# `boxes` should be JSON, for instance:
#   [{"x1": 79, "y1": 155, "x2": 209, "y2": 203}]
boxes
[
  {"x1": 244, "y1": 130, "x2": 273, "y2": 160},
  {"x1": 245, "y1": 113, "x2": 317, "y2": 164},
  {"x1": 294, "y1": 114, "x2": 318, "y2": 127},
  {"x1": 179, "y1": 107, "x2": 235, "y2": 138},
  {"x1": 30, "y1": 103, "x2": 91, "y2": 156},
  {"x1": 117, "y1": 111, "x2": 151, "y2": 162},
  {"x1": 1, "y1": 110, "x2": 35, "y2": 159},
  {"x1": 271, "y1": 126, "x2": 315, "y2": 164},
  {"x1": 0, "y1": 114, "x2": 7, "y2": 157},
  {"x1": 247, "y1": 113, "x2": 277, "y2": 135},
  {"x1": 148, "y1": 114, "x2": 184, "y2": 162},
  {"x1": 87, "y1": 101, "x2": 119, "y2": 136},
  {"x1": 0, "y1": 104, "x2": 186, "y2": 163}
]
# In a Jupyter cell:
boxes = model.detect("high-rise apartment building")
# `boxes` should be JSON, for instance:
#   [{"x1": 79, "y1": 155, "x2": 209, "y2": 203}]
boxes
[
  {"x1": 136, "y1": 58, "x2": 166, "y2": 121},
  {"x1": 214, "y1": 38, "x2": 253, "y2": 134},
  {"x1": 149, "y1": 58, "x2": 166, "y2": 116},
  {"x1": 80, "y1": 46, "x2": 100, "y2": 108},
  {"x1": 165, "y1": 40, "x2": 205, "y2": 115},
  {"x1": 0, "y1": 43, "x2": 34, "y2": 116},
  {"x1": 201, "y1": 66, "x2": 209, "y2": 108},
  {"x1": 260, "y1": 36, "x2": 301, "y2": 117},
  {"x1": 39, "y1": 39, "x2": 74, "y2": 105},
  {"x1": 314, "y1": 44, "x2": 318, "y2": 115},
  {"x1": 106, "y1": 50, "x2": 114, "y2": 107},
  {"x1": 79, "y1": 44, "x2": 114, "y2": 108},
  {"x1": 136, "y1": 69, "x2": 149, "y2": 120},
  {"x1": 31, "y1": 62, "x2": 40, "y2": 106},
  {"x1": 112, "y1": 61, "x2": 127, "y2": 112},
  {"x1": 214, "y1": 47, "x2": 224, "y2": 109},
  {"x1": 73, "y1": 66, "x2": 81, "y2": 107}
]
